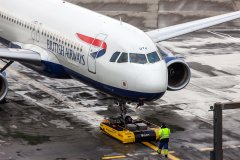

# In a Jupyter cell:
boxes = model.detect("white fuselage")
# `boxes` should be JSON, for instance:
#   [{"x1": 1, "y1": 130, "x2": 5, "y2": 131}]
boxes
[{"x1": 0, "y1": 0, "x2": 168, "y2": 102}]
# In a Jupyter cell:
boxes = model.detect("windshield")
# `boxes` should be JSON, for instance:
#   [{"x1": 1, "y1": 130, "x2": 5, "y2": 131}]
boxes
[
  {"x1": 130, "y1": 53, "x2": 147, "y2": 64},
  {"x1": 109, "y1": 51, "x2": 161, "y2": 64},
  {"x1": 117, "y1": 52, "x2": 128, "y2": 63},
  {"x1": 147, "y1": 51, "x2": 160, "y2": 63},
  {"x1": 110, "y1": 52, "x2": 120, "y2": 62}
]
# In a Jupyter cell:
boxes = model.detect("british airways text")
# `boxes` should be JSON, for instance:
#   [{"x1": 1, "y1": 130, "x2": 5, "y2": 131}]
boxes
[{"x1": 47, "y1": 39, "x2": 85, "y2": 65}]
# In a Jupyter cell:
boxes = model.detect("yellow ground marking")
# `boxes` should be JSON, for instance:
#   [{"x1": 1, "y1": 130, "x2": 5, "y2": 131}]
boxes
[
  {"x1": 200, "y1": 145, "x2": 240, "y2": 152},
  {"x1": 142, "y1": 142, "x2": 181, "y2": 160},
  {"x1": 101, "y1": 155, "x2": 126, "y2": 159}
]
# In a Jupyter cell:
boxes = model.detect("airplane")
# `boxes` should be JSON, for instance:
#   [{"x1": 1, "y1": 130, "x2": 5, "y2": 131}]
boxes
[{"x1": 0, "y1": 0, "x2": 240, "y2": 116}]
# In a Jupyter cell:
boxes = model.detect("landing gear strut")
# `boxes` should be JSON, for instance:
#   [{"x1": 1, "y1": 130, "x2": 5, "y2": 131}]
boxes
[
  {"x1": 118, "y1": 100, "x2": 127, "y2": 127},
  {"x1": 119, "y1": 102, "x2": 127, "y2": 118},
  {"x1": 116, "y1": 100, "x2": 144, "y2": 127}
]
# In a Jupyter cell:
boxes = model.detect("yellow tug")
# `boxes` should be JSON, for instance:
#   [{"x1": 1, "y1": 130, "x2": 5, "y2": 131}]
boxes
[{"x1": 100, "y1": 116, "x2": 159, "y2": 143}]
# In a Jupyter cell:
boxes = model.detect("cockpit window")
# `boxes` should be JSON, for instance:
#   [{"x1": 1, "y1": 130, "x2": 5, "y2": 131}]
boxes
[
  {"x1": 130, "y1": 53, "x2": 147, "y2": 64},
  {"x1": 147, "y1": 51, "x2": 160, "y2": 63},
  {"x1": 117, "y1": 52, "x2": 128, "y2": 63},
  {"x1": 110, "y1": 52, "x2": 120, "y2": 62}
]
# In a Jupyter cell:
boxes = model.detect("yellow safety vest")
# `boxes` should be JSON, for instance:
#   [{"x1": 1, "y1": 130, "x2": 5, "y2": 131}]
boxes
[{"x1": 158, "y1": 128, "x2": 170, "y2": 140}]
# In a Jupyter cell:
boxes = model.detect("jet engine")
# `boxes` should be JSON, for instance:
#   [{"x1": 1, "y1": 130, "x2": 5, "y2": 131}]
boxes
[
  {"x1": 0, "y1": 73, "x2": 8, "y2": 102},
  {"x1": 156, "y1": 44, "x2": 191, "y2": 91},
  {"x1": 166, "y1": 58, "x2": 191, "y2": 91}
]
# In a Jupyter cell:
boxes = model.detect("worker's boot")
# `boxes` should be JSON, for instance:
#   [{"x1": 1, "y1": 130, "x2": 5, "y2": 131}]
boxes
[{"x1": 164, "y1": 155, "x2": 168, "y2": 159}]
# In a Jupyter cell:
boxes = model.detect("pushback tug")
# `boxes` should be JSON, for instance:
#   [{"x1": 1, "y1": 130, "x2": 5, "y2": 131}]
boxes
[{"x1": 100, "y1": 115, "x2": 160, "y2": 143}]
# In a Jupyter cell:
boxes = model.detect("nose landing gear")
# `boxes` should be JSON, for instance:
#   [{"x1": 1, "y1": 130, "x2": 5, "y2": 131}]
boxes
[
  {"x1": 117, "y1": 100, "x2": 144, "y2": 127},
  {"x1": 100, "y1": 100, "x2": 158, "y2": 144}
]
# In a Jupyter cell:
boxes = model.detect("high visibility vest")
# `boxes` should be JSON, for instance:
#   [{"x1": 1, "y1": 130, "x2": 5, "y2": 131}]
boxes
[{"x1": 158, "y1": 128, "x2": 170, "y2": 140}]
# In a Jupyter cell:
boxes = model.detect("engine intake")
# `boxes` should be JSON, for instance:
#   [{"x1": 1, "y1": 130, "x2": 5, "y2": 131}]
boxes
[
  {"x1": 166, "y1": 58, "x2": 191, "y2": 91},
  {"x1": 156, "y1": 44, "x2": 191, "y2": 91},
  {"x1": 0, "y1": 73, "x2": 8, "y2": 102}
]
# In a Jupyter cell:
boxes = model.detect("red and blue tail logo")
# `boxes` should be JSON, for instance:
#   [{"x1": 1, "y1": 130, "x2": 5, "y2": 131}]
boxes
[{"x1": 77, "y1": 33, "x2": 107, "y2": 58}]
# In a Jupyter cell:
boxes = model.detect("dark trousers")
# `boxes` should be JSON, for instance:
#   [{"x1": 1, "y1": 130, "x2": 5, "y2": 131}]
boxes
[{"x1": 158, "y1": 138, "x2": 169, "y2": 155}]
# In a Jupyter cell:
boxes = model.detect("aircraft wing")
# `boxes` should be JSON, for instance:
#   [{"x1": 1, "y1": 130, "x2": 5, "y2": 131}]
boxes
[
  {"x1": 146, "y1": 11, "x2": 240, "y2": 43},
  {"x1": 0, "y1": 48, "x2": 41, "y2": 64}
]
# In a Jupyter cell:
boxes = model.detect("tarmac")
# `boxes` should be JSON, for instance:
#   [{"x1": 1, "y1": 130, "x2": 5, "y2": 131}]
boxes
[{"x1": 1, "y1": 31, "x2": 240, "y2": 160}]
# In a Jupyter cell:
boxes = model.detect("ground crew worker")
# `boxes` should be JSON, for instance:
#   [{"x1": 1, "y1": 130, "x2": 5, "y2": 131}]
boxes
[{"x1": 157, "y1": 123, "x2": 171, "y2": 158}]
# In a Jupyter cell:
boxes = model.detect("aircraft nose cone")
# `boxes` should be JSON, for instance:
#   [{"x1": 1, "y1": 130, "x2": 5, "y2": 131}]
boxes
[{"x1": 135, "y1": 66, "x2": 168, "y2": 93}]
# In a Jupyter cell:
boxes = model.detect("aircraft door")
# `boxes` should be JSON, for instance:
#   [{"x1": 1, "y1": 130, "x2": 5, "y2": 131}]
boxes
[
  {"x1": 31, "y1": 21, "x2": 42, "y2": 43},
  {"x1": 87, "y1": 33, "x2": 107, "y2": 74}
]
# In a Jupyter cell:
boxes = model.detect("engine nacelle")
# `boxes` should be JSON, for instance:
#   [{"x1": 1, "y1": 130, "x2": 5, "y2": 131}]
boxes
[
  {"x1": 165, "y1": 57, "x2": 191, "y2": 91},
  {"x1": 0, "y1": 73, "x2": 8, "y2": 102},
  {"x1": 156, "y1": 44, "x2": 191, "y2": 91}
]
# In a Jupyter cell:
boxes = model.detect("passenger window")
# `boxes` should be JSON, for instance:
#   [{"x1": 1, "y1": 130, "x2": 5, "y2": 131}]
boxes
[
  {"x1": 130, "y1": 53, "x2": 147, "y2": 64},
  {"x1": 110, "y1": 52, "x2": 120, "y2": 62},
  {"x1": 147, "y1": 52, "x2": 160, "y2": 63},
  {"x1": 117, "y1": 52, "x2": 128, "y2": 63}
]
